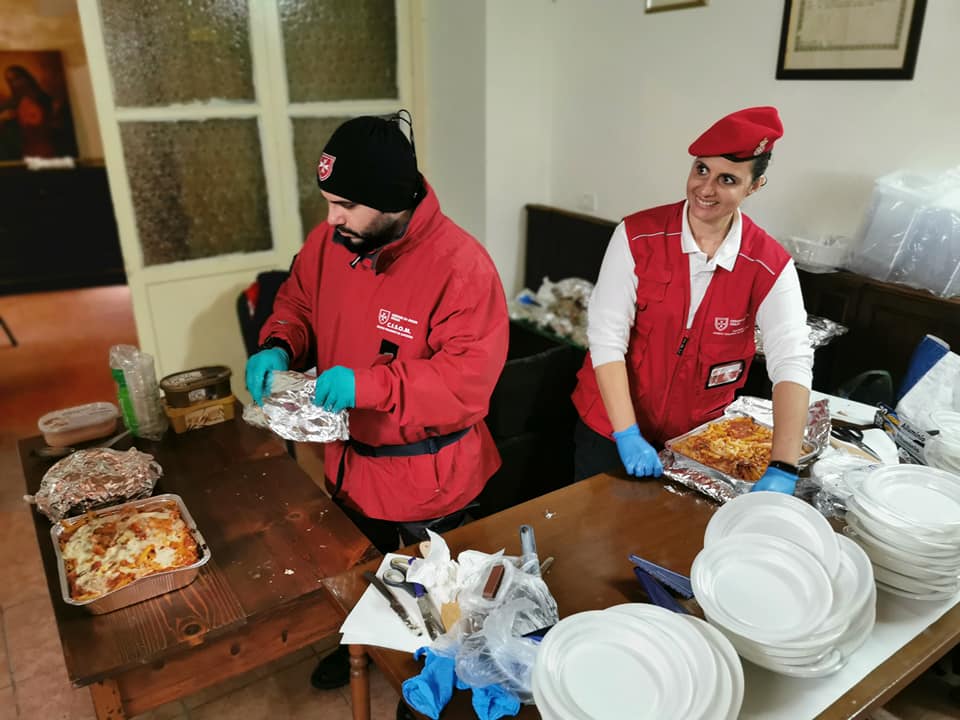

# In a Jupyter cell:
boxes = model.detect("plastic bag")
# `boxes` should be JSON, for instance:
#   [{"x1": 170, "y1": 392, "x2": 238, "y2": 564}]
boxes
[
  {"x1": 452, "y1": 555, "x2": 558, "y2": 703},
  {"x1": 507, "y1": 276, "x2": 592, "y2": 348}
]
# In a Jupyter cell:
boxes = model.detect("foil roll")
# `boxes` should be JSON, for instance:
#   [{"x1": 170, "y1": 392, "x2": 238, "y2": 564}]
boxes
[
  {"x1": 27, "y1": 447, "x2": 162, "y2": 522},
  {"x1": 242, "y1": 370, "x2": 349, "y2": 443}
]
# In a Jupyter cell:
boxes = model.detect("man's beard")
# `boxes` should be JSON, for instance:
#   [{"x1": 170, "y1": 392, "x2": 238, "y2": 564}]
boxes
[{"x1": 335, "y1": 216, "x2": 406, "y2": 256}]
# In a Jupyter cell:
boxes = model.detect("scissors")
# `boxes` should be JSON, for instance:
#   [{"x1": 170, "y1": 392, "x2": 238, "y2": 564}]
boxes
[
  {"x1": 382, "y1": 557, "x2": 445, "y2": 639},
  {"x1": 382, "y1": 557, "x2": 419, "y2": 598},
  {"x1": 831, "y1": 425, "x2": 882, "y2": 461}
]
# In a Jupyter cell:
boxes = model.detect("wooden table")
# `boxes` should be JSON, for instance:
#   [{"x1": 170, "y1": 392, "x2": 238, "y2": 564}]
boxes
[
  {"x1": 20, "y1": 414, "x2": 379, "y2": 719},
  {"x1": 323, "y1": 473, "x2": 960, "y2": 720}
]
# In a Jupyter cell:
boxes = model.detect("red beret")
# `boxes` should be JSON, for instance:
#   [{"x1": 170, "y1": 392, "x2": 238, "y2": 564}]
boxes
[{"x1": 688, "y1": 106, "x2": 783, "y2": 160}]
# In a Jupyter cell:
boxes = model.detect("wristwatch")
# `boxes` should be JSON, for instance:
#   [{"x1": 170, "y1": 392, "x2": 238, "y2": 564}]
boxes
[{"x1": 767, "y1": 459, "x2": 799, "y2": 475}]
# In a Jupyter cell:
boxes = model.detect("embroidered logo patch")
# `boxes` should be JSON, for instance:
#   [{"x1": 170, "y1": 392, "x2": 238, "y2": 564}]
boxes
[
  {"x1": 317, "y1": 153, "x2": 335, "y2": 181},
  {"x1": 706, "y1": 360, "x2": 745, "y2": 388},
  {"x1": 714, "y1": 317, "x2": 729, "y2": 332},
  {"x1": 377, "y1": 307, "x2": 419, "y2": 340}
]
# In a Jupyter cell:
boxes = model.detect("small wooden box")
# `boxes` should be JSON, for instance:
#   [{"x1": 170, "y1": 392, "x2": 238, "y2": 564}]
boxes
[{"x1": 163, "y1": 394, "x2": 236, "y2": 434}]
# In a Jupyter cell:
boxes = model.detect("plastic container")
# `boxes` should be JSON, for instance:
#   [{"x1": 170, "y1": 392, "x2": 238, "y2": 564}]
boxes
[
  {"x1": 160, "y1": 366, "x2": 232, "y2": 408},
  {"x1": 109, "y1": 345, "x2": 168, "y2": 440},
  {"x1": 163, "y1": 394, "x2": 236, "y2": 434},
  {"x1": 846, "y1": 169, "x2": 960, "y2": 297},
  {"x1": 37, "y1": 402, "x2": 119, "y2": 448}
]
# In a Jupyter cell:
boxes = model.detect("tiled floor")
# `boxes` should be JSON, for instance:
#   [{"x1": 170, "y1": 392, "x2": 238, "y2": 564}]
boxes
[
  {"x1": 2, "y1": 286, "x2": 958, "y2": 719},
  {"x1": 0, "y1": 287, "x2": 399, "y2": 720}
]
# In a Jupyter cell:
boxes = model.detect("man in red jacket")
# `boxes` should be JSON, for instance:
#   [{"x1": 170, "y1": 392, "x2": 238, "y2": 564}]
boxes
[{"x1": 245, "y1": 112, "x2": 509, "y2": 692}]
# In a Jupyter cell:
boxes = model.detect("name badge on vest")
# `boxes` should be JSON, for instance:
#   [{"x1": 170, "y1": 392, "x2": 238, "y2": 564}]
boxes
[{"x1": 706, "y1": 360, "x2": 745, "y2": 388}]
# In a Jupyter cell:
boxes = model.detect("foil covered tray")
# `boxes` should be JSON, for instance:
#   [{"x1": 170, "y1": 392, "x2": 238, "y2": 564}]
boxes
[
  {"x1": 50, "y1": 493, "x2": 211, "y2": 615},
  {"x1": 660, "y1": 398, "x2": 830, "y2": 503}
]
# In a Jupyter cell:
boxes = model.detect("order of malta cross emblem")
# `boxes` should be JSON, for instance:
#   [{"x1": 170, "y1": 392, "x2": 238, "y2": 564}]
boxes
[
  {"x1": 317, "y1": 153, "x2": 335, "y2": 181},
  {"x1": 378, "y1": 309, "x2": 390, "y2": 325},
  {"x1": 714, "y1": 317, "x2": 729, "y2": 332}
]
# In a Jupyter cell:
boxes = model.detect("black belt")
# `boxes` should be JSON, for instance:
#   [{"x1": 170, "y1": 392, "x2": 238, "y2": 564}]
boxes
[{"x1": 332, "y1": 426, "x2": 472, "y2": 501}]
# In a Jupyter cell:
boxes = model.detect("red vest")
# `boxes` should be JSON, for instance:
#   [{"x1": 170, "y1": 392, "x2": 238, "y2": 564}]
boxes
[{"x1": 571, "y1": 201, "x2": 790, "y2": 446}]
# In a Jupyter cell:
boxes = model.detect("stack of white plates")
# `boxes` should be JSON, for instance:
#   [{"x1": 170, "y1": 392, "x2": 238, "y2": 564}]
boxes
[
  {"x1": 532, "y1": 604, "x2": 743, "y2": 720},
  {"x1": 692, "y1": 492, "x2": 875, "y2": 677},
  {"x1": 844, "y1": 464, "x2": 960, "y2": 600}
]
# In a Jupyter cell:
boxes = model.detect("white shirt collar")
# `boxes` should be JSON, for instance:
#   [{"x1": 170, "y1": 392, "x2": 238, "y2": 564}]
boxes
[{"x1": 680, "y1": 200, "x2": 741, "y2": 271}]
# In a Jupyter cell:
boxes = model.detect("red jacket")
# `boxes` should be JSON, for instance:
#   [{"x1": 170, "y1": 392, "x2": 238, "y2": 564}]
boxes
[
  {"x1": 572, "y1": 201, "x2": 789, "y2": 445},
  {"x1": 260, "y1": 181, "x2": 509, "y2": 521}
]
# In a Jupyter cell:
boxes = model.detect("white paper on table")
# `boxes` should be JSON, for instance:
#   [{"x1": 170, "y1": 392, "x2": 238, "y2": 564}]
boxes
[{"x1": 338, "y1": 554, "x2": 431, "y2": 654}]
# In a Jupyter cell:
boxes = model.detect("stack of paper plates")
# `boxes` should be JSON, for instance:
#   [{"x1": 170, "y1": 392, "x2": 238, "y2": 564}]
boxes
[
  {"x1": 692, "y1": 492, "x2": 875, "y2": 677},
  {"x1": 532, "y1": 604, "x2": 743, "y2": 720},
  {"x1": 845, "y1": 465, "x2": 960, "y2": 600}
]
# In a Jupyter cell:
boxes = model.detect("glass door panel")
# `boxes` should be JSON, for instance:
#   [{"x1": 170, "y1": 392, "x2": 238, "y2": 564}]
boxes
[
  {"x1": 280, "y1": 0, "x2": 397, "y2": 102},
  {"x1": 100, "y1": 0, "x2": 254, "y2": 106}
]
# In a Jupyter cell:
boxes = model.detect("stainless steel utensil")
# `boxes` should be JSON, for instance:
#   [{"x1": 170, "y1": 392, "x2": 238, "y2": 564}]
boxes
[{"x1": 362, "y1": 570, "x2": 423, "y2": 636}]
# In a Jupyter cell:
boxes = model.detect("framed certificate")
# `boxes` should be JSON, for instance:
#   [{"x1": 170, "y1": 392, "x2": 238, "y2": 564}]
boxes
[{"x1": 776, "y1": 0, "x2": 927, "y2": 80}]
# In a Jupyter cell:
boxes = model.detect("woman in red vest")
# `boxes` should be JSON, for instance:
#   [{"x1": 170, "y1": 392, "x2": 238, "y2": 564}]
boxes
[{"x1": 571, "y1": 106, "x2": 813, "y2": 494}]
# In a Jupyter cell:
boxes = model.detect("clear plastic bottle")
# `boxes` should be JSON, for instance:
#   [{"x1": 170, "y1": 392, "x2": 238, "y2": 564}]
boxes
[{"x1": 109, "y1": 344, "x2": 168, "y2": 440}]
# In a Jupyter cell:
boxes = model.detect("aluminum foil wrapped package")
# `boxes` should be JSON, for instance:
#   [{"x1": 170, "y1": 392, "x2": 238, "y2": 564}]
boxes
[
  {"x1": 755, "y1": 314, "x2": 848, "y2": 355},
  {"x1": 507, "y1": 276, "x2": 592, "y2": 347},
  {"x1": 659, "y1": 396, "x2": 831, "y2": 504},
  {"x1": 26, "y1": 447, "x2": 162, "y2": 522},
  {"x1": 242, "y1": 370, "x2": 349, "y2": 443}
]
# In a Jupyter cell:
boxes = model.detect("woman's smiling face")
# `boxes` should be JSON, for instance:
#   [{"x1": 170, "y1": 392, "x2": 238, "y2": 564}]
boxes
[{"x1": 685, "y1": 156, "x2": 762, "y2": 229}]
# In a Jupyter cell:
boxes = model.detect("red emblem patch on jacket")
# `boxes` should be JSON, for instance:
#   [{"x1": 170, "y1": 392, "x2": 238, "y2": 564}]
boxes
[{"x1": 317, "y1": 153, "x2": 335, "y2": 181}]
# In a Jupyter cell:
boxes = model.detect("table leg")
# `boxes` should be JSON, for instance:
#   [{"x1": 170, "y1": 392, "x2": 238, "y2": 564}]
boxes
[
  {"x1": 89, "y1": 678, "x2": 126, "y2": 720},
  {"x1": 348, "y1": 644, "x2": 371, "y2": 720}
]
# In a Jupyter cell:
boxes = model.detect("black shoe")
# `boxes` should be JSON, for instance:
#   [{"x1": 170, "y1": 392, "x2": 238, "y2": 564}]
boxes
[
  {"x1": 310, "y1": 645, "x2": 350, "y2": 690},
  {"x1": 396, "y1": 699, "x2": 418, "y2": 720}
]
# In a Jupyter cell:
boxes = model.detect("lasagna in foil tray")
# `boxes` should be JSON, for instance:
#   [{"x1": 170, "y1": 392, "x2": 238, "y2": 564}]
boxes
[
  {"x1": 55, "y1": 496, "x2": 201, "y2": 603},
  {"x1": 667, "y1": 415, "x2": 773, "y2": 482}
]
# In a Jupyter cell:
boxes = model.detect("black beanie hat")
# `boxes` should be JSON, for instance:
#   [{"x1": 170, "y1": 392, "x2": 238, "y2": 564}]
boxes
[{"x1": 316, "y1": 113, "x2": 420, "y2": 213}]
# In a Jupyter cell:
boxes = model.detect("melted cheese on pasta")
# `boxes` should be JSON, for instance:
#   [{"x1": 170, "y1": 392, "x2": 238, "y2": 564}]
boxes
[
  {"x1": 59, "y1": 504, "x2": 199, "y2": 602},
  {"x1": 671, "y1": 416, "x2": 773, "y2": 482}
]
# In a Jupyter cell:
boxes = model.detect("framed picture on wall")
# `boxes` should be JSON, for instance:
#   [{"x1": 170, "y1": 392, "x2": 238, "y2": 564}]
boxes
[
  {"x1": 645, "y1": 0, "x2": 708, "y2": 13},
  {"x1": 777, "y1": 0, "x2": 927, "y2": 80},
  {"x1": 0, "y1": 50, "x2": 79, "y2": 161}
]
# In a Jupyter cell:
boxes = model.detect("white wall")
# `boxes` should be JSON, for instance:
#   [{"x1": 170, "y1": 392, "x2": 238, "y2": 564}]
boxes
[
  {"x1": 545, "y1": 0, "x2": 960, "y2": 246},
  {"x1": 420, "y1": 0, "x2": 487, "y2": 242},
  {"x1": 421, "y1": 0, "x2": 960, "y2": 296},
  {"x1": 420, "y1": 0, "x2": 551, "y2": 292}
]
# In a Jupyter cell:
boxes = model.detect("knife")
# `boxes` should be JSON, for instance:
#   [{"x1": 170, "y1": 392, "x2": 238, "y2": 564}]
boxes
[
  {"x1": 411, "y1": 583, "x2": 444, "y2": 640},
  {"x1": 362, "y1": 570, "x2": 423, "y2": 637}
]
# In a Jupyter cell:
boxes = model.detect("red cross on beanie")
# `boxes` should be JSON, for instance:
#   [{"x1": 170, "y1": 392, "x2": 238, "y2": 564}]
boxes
[{"x1": 688, "y1": 106, "x2": 783, "y2": 159}]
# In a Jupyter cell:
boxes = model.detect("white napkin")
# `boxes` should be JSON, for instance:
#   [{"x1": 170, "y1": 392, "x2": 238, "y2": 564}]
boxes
[{"x1": 339, "y1": 553, "x2": 430, "y2": 653}]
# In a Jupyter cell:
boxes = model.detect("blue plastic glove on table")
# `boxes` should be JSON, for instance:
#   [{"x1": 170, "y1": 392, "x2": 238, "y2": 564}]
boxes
[
  {"x1": 401, "y1": 647, "x2": 521, "y2": 720},
  {"x1": 313, "y1": 366, "x2": 355, "y2": 413},
  {"x1": 612, "y1": 424, "x2": 663, "y2": 477},
  {"x1": 402, "y1": 648, "x2": 456, "y2": 720},
  {"x1": 750, "y1": 465, "x2": 798, "y2": 495},
  {"x1": 244, "y1": 347, "x2": 289, "y2": 406}
]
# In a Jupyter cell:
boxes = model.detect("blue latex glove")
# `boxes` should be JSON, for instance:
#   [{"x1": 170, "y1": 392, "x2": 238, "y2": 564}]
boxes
[
  {"x1": 401, "y1": 647, "x2": 456, "y2": 720},
  {"x1": 455, "y1": 679, "x2": 521, "y2": 720},
  {"x1": 313, "y1": 366, "x2": 356, "y2": 413},
  {"x1": 751, "y1": 465, "x2": 798, "y2": 495},
  {"x1": 612, "y1": 424, "x2": 663, "y2": 477},
  {"x1": 245, "y1": 347, "x2": 289, "y2": 406}
]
